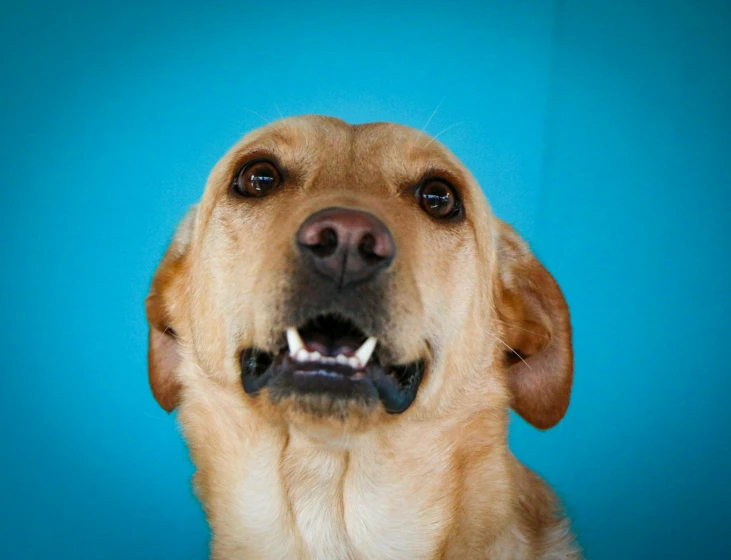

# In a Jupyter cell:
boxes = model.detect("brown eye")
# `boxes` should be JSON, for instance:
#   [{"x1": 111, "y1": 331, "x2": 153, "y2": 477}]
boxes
[
  {"x1": 234, "y1": 160, "x2": 282, "y2": 197},
  {"x1": 418, "y1": 179, "x2": 460, "y2": 219}
]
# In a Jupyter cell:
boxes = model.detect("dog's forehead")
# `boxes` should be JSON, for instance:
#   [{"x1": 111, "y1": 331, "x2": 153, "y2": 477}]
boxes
[
  {"x1": 220, "y1": 115, "x2": 469, "y2": 189},
  {"x1": 243, "y1": 115, "x2": 434, "y2": 155}
]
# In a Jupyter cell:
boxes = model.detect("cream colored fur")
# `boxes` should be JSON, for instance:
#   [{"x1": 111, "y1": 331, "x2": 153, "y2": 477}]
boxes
[{"x1": 146, "y1": 115, "x2": 581, "y2": 559}]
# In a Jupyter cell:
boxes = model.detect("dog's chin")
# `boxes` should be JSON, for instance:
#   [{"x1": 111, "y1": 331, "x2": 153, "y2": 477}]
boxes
[{"x1": 240, "y1": 314, "x2": 426, "y2": 420}]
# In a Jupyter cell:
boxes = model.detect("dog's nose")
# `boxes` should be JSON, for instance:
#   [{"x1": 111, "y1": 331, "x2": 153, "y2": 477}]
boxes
[{"x1": 296, "y1": 207, "x2": 395, "y2": 287}]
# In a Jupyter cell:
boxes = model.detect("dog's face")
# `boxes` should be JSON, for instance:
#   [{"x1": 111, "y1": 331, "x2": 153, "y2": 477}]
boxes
[{"x1": 146, "y1": 116, "x2": 572, "y2": 438}]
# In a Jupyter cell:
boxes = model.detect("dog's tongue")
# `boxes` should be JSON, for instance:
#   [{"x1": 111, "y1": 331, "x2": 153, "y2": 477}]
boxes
[{"x1": 301, "y1": 332, "x2": 362, "y2": 357}]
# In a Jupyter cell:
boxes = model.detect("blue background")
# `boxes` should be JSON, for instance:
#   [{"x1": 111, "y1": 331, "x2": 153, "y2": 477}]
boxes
[{"x1": 1, "y1": 1, "x2": 729, "y2": 558}]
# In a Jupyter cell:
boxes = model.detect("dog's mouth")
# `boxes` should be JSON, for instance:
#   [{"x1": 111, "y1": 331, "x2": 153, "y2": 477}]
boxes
[{"x1": 240, "y1": 314, "x2": 425, "y2": 414}]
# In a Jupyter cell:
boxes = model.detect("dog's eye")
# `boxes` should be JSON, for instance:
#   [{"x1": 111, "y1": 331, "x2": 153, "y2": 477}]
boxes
[
  {"x1": 417, "y1": 179, "x2": 460, "y2": 219},
  {"x1": 233, "y1": 160, "x2": 282, "y2": 198}
]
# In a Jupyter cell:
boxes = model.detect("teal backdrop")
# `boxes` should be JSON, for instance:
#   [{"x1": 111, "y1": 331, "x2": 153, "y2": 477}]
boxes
[{"x1": 1, "y1": 1, "x2": 729, "y2": 558}]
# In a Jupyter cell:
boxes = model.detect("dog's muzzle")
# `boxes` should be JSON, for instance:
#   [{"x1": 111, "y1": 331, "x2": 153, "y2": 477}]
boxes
[{"x1": 240, "y1": 208, "x2": 425, "y2": 415}]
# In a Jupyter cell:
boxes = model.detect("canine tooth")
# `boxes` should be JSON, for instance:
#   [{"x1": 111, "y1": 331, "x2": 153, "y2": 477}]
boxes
[
  {"x1": 336, "y1": 354, "x2": 349, "y2": 365},
  {"x1": 347, "y1": 357, "x2": 360, "y2": 369},
  {"x1": 309, "y1": 351, "x2": 322, "y2": 361},
  {"x1": 286, "y1": 328, "x2": 305, "y2": 356},
  {"x1": 355, "y1": 337, "x2": 377, "y2": 366},
  {"x1": 294, "y1": 349, "x2": 308, "y2": 362}
]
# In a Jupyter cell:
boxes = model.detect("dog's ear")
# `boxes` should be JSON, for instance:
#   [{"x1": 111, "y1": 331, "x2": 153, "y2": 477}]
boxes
[
  {"x1": 145, "y1": 206, "x2": 198, "y2": 413},
  {"x1": 494, "y1": 220, "x2": 573, "y2": 430}
]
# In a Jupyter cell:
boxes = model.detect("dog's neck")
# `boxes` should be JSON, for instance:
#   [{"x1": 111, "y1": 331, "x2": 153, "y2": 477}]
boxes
[
  {"x1": 229, "y1": 410, "x2": 507, "y2": 559},
  {"x1": 178, "y1": 368, "x2": 576, "y2": 559}
]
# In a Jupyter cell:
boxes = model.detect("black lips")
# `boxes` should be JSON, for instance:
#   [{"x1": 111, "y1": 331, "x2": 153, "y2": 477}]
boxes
[{"x1": 240, "y1": 315, "x2": 425, "y2": 414}]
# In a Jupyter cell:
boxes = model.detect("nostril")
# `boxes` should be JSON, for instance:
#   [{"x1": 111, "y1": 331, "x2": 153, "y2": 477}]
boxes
[
  {"x1": 310, "y1": 227, "x2": 339, "y2": 258},
  {"x1": 358, "y1": 233, "x2": 385, "y2": 264}
]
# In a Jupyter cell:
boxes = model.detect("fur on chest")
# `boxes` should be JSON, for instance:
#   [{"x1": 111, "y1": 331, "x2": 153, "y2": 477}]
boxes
[{"x1": 211, "y1": 431, "x2": 455, "y2": 560}]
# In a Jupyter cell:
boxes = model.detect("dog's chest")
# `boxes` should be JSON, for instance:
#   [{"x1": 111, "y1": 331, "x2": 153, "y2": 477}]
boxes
[{"x1": 231, "y1": 436, "x2": 451, "y2": 560}]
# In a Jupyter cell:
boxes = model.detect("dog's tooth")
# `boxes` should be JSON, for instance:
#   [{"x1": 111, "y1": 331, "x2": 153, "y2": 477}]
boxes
[
  {"x1": 355, "y1": 337, "x2": 377, "y2": 366},
  {"x1": 347, "y1": 357, "x2": 360, "y2": 369},
  {"x1": 294, "y1": 349, "x2": 308, "y2": 362},
  {"x1": 309, "y1": 351, "x2": 322, "y2": 362},
  {"x1": 286, "y1": 327, "x2": 305, "y2": 357},
  {"x1": 336, "y1": 354, "x2": 348, "y2": 365}
]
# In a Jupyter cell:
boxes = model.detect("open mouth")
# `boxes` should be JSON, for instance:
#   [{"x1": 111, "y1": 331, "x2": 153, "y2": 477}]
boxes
[{"x1": 240, "y1": 314, "x2": 425, "y2": 414}]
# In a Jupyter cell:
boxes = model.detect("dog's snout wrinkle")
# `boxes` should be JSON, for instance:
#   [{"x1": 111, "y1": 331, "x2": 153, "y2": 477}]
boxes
[{"x1": 296, "y1": 207, "x2": 395, "y2": 288}]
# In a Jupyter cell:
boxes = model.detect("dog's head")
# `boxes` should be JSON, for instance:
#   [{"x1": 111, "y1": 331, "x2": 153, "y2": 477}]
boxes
[{"x1": 146, "y1": 116, "x2": 572, "y2": 436}]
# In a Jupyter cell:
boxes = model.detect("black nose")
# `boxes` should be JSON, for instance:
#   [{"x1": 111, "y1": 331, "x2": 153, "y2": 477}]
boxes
[{"x1": 296, "y1": 207, "x2": 396, "y2": 287}]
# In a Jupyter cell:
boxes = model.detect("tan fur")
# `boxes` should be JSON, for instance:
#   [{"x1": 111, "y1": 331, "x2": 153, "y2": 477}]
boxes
[{"x1": 145, "y1": 115, "x2": 581, "y2": 559}]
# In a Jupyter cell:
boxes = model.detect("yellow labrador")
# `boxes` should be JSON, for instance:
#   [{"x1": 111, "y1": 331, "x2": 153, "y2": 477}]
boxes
[{"x1": 146, "y1": 115, "x2": 580, "y2": 559}]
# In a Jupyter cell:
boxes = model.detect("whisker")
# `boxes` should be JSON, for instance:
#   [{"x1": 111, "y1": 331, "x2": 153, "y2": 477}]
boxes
[
  {"x1": 244, "y1": 108, "x2": 272, "y2": 126},
  {"x1": 491, "y1": 318, "x2": 543, "y2": 337},
  {"x1": 274, "y1": 103, "x2": 285, "y2": 120},
  {"x1": 155, "y1": 326, "x2": 172, "y2": 346},
  {"x1": 485, "y1": 330, "x2": 532, "y2": 370},
  {"x1": 142, "y1": 412, "x2": 167, "y2": 422},
  {"x1": 421, "y1": 97, "x2": 445, "y2": 133},
  {"x1": 423, "y1": 121, "x2": 464, "y2": 148}
]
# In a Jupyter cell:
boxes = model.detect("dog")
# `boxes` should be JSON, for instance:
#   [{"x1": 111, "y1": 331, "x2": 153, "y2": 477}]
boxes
[{"x1": 145, "y1": 115, "x2": 580, "y2": 559}]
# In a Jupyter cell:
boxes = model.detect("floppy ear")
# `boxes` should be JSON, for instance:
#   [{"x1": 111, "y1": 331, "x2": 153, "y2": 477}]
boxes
[
  {"x1": 145, "y1": 206, "x2": 198, "y2": 413},
  {"x1": 494, "y1": 220, "x2": 573, "y2": 430}
]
